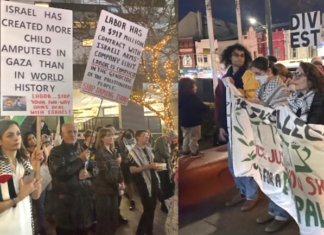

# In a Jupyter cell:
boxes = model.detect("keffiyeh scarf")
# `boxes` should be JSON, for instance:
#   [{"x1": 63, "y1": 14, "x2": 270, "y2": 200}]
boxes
[
  {"x1": 129, "y1": 145, "x2": 160, "y2": 197},
  {"x1": 123, "y1": 137, "x2": 136, "y2": 152},
  {"x1": 288, "y1": 90, "x2": 315, "y2": 122},
  {"x1": 0, "y1": 156, "x2": 34, "y2": 233}
]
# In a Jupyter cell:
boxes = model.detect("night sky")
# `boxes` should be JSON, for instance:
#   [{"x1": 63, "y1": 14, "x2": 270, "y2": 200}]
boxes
[{"x1": 178, "y1": 0, "x2": 324, "y2": 30}]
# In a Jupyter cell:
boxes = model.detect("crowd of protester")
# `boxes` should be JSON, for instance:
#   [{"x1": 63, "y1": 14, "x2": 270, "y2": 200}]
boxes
[
  {"x1": 179, "y1": 43, "x2": 324, "y2": 233},
  {"x1": 0, "y1": 116, "x2": 179, "y2": 235}
]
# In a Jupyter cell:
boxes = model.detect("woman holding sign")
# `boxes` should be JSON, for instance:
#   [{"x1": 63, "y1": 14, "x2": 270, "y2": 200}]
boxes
[
  {"x1": 249, "y1": 56, "x2": 291, "y2": 233},
  {"x1": 288, "y1": 62, "x2": 324, "y2": 124},
  {"x1": 0, "y1": 120, "x2": 42, "y2": 235},
  {"x1": 249, "y1": 56, "x2": 290, "y2": 108}
]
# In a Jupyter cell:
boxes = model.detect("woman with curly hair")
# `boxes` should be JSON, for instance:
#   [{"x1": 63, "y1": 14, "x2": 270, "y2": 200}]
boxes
[{"x1": 288, "y1": 62, "x2": 324, "y2": 124}]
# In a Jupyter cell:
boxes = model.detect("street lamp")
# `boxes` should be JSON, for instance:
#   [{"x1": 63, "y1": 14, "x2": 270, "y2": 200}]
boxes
[{"x1": 249, "y1": 17, "x2": 269, "y2": 56}]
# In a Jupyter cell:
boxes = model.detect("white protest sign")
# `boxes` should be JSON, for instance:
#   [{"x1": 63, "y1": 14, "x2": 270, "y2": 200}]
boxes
[
  {"x1": 225, "y1": 78, "x2": 324, "y2": 235},
  {"x1": 80, "y1": 10, "x2": 148, "y2": 105},
  {"x1": 290, "y1": 11, "x2": 321, "y2": 48},
  {"x1": 224, "y1": 79, "x2": 297, "y2": 223},
  {"x1": 0, "y1": 1, "x2": 73, "y2": 116}
]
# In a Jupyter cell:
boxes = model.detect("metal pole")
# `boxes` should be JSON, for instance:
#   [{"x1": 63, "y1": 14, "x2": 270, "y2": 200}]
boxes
[
  {"x1": 265, "y1": 0, "x2": 273, "y2": 55},
  {"x1": 205, "y1": 0, "x2": 218, "y2": 92},
  {"x1": 235, "y1": 0, "x2": 243, "y2": 43}
]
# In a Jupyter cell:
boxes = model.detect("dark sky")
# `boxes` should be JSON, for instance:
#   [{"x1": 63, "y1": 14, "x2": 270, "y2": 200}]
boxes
[{"x1": 178, "y1": 0, "x2": 324, "y2": 30}]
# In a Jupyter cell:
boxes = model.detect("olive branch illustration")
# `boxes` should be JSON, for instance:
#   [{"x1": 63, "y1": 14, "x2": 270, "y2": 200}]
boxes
[{"x1": 233, "y1": 104, "x2": 256, "y2": 163}]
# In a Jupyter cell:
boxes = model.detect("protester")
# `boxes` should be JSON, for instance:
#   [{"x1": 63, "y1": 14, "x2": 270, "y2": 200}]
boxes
[
  {"x1": 129, "y1": 130, "x2": 160, "y2": 235},
  {"x1": 147, "y1": 129, "x2": 155, "y2": 148},
  {"x1": 83, "y1": 129, "x2": 96, "y2": 159},
  {"x1": 179, "y1": 78, "x2": 209, "y2": 158},
  {"x1": 153, "y1": 129, "x2": 178, "y2": 213},
  {"x1": 31, "y1": 116, "x2": 51, "y2": 135},
  {"x1": 217, "y1": 43, "x2": 259, "y2": 211},
  {"x1": 104, "y1": 125, "x2": 128, "y2": 224},
  {"x1": 119, "y1": 129, "x2": 136, "y2": 210},
  {"x1": 0, "y1": 120, "x2": 42, "y2": 235},
  {"x1": 92, "y1": 128, "x2": 124, "y2": 235},
  {"x1": 165, "y1": 159, "x2": 178, "y2": 235},
  {"x1": 274, "y1": 63, "x2": 295, "y2": 91},
  {"x1": 249, "y1": 56, "x2": 290, "y2": 108},
  {"x1": 288, "y1": 62, "x2": 324, "y2": 124},
  {"x1": 48, "y1": 122, "x2": 98, "y2": 235},
  {"x1": 310, "y1": 56, "x2": 324, "y2": 73},
  {"x1": 247, "y1": 57, "x2": 291, "y2": 233},
  {"x1": 23, "y1": 131, "x2": 51, "y2": 235}
]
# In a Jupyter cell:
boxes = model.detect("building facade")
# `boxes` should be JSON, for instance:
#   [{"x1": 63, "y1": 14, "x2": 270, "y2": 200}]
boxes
[{"x1": 179, "y1": 38, "x2": 196, "y2": 70}]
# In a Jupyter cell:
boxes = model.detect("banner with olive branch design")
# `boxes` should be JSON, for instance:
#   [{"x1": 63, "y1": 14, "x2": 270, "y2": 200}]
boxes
[{"x1": 224, "y1": 78, "x2": 324, "y2": 235}]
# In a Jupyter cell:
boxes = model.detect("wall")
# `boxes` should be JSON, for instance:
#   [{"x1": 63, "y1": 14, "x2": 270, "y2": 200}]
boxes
[
  {"x1": 179, "y1": 38, "x2": 196, "y2": 69},
  {"x1": 195, "y1": 39, "x2": 219, "y2": 70},
  {"x1": 178, "y1": 12, "x2": 201, "y2": 39},
  {"x1": 272, "y1": 29, "x2": 285, "y2": 61},
  {"x1": 242, "y1": 27, "x2": 258, "y2": 60},
  {"x1": 120, "y1": 101, "x2": 146, "y2": 130}
]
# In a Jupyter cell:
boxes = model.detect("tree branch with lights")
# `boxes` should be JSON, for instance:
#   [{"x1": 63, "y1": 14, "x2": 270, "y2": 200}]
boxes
[
  {"x1": 125, "y1": 0, "x2": 178, "y2": 130},
  {"x1": 129, "y1": 32, "x2": 177, "y2": 130}
]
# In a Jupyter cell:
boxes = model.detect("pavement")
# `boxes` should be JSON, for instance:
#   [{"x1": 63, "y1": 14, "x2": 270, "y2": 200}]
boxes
[
  {"x1": 34, "y1": 190, "x2": 167, "y2": 235},
  {"x1": 179, "y1": 187, "x2": 300, "y2": 235}
]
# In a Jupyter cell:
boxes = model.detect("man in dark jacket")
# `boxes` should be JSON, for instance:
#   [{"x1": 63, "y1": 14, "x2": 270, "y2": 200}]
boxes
[
  {"x1": 48, "y1": 122, "x2": 98, "y2": 235},
  {"x1": 31, "y1": 116, "x2": 51, "y2": 135}
]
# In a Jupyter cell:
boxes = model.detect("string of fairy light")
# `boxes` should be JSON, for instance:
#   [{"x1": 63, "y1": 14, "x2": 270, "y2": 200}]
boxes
[{"x1": 129, "y1": 35, "x2": 177, "y2": 130}]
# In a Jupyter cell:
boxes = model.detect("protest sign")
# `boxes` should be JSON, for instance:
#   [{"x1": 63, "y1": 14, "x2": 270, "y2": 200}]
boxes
[
  {"x1": 276, "y1": 107, "x2": 324, "y2": 235},
  {"x1": 224, "y1": 78, "x2": 324, "y2": 235},
  {"x1": 80, "y1": 10, "x2": 148, "y2": 105},
  {"x1": 224, "y1": 78, "x2": 297, "y2": 223},
  {"x1": 0, "y1": 1, "x2": 73, "y2": 116},
  {"x1": 290, "y1": 11, "x2": 321, "y2": 48}
]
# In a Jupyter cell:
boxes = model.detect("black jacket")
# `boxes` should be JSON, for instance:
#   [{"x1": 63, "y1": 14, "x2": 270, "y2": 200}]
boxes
[
  {"x1": 92, "y1": 147, "x2": 123, "y2": 195},
  {"x1": 179, "y1": 93, "x2": 210, "y2": 127},
  {"x1": 48, "y1": 141, "x2": 98, "y2": 229},
  {"x1": 31, "y1": 121, "x2": 51, "y2": 135},
  {"x1": 307, "y1": 92, "x2": 324, "y2": 125}
]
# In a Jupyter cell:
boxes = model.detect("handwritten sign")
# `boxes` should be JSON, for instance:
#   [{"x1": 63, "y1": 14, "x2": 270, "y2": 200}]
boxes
[
  {"x1": 81, "y1": 10, "x2": 148, "y2": 105},
  {"x1": 0, "y1": 1, "x2": 73, "y2": 116}
]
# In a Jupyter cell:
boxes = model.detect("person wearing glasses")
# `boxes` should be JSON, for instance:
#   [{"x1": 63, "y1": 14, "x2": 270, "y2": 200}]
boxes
[
  {"x1": 216, "y1": 43, "x2": 259, "y2": 212},
  {"x1": 249, "y1": 56, "x2": 290, "y2": 108},
  {"x1": 288, "y1": 62, "x2": 324, "y2": 125},
  {"x1": 248, "y1": 56, "x2": 291, "y2": 233}
]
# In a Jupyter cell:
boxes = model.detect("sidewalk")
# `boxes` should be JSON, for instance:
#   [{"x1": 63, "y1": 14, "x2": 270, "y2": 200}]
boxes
[{"x1": 179, "y1": 187, "x2": 300, "y2": 235}]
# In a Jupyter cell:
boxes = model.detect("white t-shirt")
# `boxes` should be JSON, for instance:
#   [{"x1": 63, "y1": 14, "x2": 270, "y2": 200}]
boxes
[{"x1": 0, "y1": 163, "x2": 33, "y2": 235}]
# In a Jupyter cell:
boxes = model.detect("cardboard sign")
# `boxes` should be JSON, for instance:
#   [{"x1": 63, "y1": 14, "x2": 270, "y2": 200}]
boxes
[
  {"x1": 80, "y1": 10, "x2": 148, "y2": 105},
  {"x1": 290, "y1": 11, "x2": 321, "y2": 48},
  {"x1": 0, "y1": 1, "x2": 73, "y2": 116}
]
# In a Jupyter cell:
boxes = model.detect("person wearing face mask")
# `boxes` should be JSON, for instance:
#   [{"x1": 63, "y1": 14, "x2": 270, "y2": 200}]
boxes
[
  {"x1": 249, "y1": 56, "x2": 291, "y2": 233},
  {"x1": 118, "y1": 129, "x2": 136, "y2": 210},
  {"x1": 249, "y1": 56, "x2": 290, "y2": 108}
]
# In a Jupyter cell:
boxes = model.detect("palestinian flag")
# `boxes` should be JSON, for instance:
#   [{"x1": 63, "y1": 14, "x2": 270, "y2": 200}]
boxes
[{"x1": 0, "y1": 173, "x2": 16, "y2": 201}]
